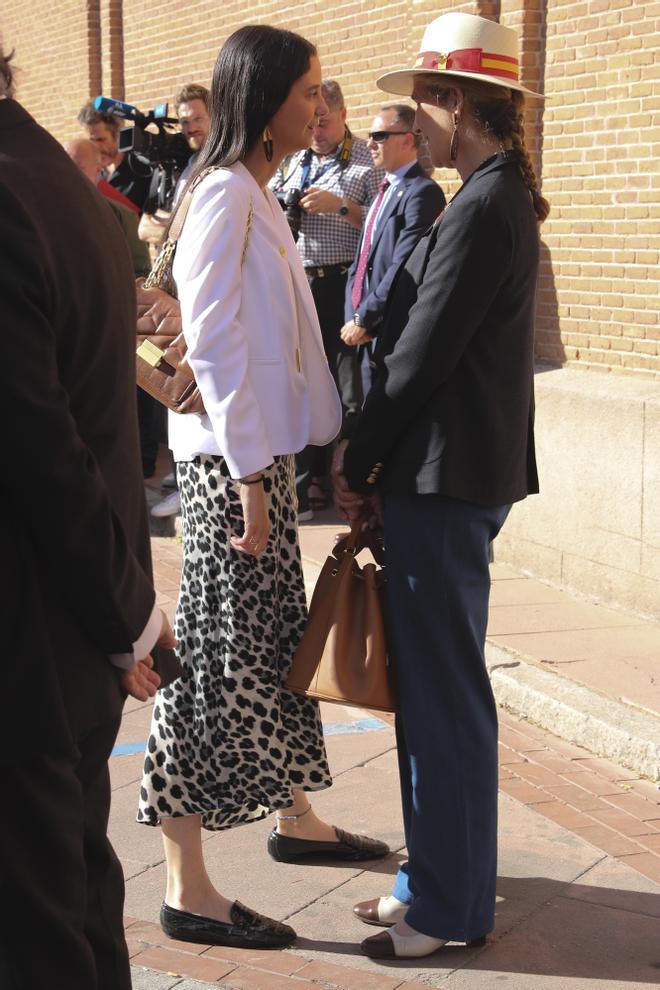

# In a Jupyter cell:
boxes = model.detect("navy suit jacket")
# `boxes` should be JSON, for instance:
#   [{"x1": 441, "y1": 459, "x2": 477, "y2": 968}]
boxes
[
  {"x1": 345, "y1": 161, "x2": 446, "y2": 333},
  {"x1": 344, "y1": 152, "x2": 539, "y2": 507}
]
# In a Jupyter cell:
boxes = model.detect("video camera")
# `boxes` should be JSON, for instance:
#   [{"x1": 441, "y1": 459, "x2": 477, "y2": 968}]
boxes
[{"x1": 94, "y1": 96, "x2": 192, "y2": 212}]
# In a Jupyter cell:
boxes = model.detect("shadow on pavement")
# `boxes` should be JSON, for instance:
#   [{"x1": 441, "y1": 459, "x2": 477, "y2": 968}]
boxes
[{"x1": 296, "y1": 874, "x2": 660, "y2": 984}]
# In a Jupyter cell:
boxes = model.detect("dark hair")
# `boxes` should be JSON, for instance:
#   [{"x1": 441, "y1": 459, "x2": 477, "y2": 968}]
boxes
[
  {"x1": 381, "y1": 103, "x2": 422, "y2": 148},
  {"x1": 77, "y1": 100, "x2": 121, "y2": 135},
  {"x1": 0, "y1": 45, "x2": 15, "y2": 98},
  {"x1": 423, "y1": 78, "x2": 550, "y2": 223},
  {"x1": 173, "y1": 83, "x2": 209, "y2": 115},
  {"x1": 191, "y1": 25, "x2": 316, "y2": 179}
]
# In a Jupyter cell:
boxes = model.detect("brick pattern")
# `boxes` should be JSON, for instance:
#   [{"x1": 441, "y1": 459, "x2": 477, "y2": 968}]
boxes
[
  {"x1": 140, "y1": 533, "x2": 660, "y2": 990},
  {"x1": 497, "y1": 711, "x2": 660, "y2": 884},
  {"x1": 534, "y1": 0, "x2": 659, "y2": 375},
  {"x1": 4, "y1": 0, "x2": 658, "y2": 377}
]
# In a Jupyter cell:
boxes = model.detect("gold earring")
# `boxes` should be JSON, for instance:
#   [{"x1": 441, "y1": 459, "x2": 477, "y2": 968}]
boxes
[
  {"x1": 450, "y1": 111, "x2": 459, "y2": 162},
  {"x1": 263, "y1": 126, "x2": 273, "y2": 162}
]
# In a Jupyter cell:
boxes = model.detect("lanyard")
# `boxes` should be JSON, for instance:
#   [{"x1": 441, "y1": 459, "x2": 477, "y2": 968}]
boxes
[
  {"x1": 281, "y1": 130, "x2": 353, "y2": 191},
  {"x1": 299, "y1": 151, "x2": 335, "y2": 190}
]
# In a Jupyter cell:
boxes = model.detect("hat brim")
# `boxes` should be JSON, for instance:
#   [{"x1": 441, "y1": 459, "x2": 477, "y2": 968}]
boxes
[{"x1": 376, "y1": 67, "x2": 544, "y2": 100}]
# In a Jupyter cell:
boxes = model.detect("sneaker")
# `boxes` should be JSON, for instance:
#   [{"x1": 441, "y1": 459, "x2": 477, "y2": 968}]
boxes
[
  {"x1": 151, "y1": 490, "x2": 181, "y2": 518},
  {"x1": 162, "y1": 471, "x2": 177, "y2": 488}
]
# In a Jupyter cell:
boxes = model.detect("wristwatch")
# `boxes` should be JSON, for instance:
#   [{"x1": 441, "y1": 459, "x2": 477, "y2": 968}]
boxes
[
  {"x1": 338, "y1": 196, "x2": 349, "y2": 217},
  {"x1": 353, "y1": 313, "x2": 365, "y2": 328}
]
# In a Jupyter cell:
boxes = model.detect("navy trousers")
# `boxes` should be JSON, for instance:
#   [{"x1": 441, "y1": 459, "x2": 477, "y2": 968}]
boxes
[{"x1": 384, "y1": 493, "x2": 510, "y2": 941}]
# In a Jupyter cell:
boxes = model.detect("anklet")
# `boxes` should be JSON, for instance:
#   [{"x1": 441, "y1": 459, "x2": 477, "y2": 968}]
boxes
[{"x1": 276, "y1": 804, "x2": 312, "y2": 821}]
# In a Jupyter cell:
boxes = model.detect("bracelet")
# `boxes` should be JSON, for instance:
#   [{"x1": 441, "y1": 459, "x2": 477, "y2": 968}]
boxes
[
  {"x1": 237, "y1": 474, "x2": 265, "y2": 485},
  {"x1": 276, "y1": 804, "x2": 312, "y2": 821}
]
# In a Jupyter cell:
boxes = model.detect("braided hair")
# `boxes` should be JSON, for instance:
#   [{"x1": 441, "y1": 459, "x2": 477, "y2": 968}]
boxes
[
  {"x1": 0, "y1": 46, "x2": 15, "y2": 99},
  {"x1": 426, "y1": 79, "x2": 550, "y2": 223}
]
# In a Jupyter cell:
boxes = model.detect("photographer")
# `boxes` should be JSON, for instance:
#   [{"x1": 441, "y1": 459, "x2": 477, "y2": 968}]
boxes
[
  {"x1": 78, "y1": 101, "x2": 154, "y2": 213},
  {"x1": 270, "y1": 79, "x2": 382, "y2": 515}
]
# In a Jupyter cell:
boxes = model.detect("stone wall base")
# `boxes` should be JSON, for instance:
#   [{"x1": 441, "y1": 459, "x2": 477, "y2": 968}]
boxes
[{"x1": 496, "y1": 365, "x2": 660, "y2": 622}]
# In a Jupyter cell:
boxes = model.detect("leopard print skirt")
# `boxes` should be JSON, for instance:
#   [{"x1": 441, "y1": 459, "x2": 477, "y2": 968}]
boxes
[{"x1": 137, "y1": 454, "x2": 332, "y2": 831}]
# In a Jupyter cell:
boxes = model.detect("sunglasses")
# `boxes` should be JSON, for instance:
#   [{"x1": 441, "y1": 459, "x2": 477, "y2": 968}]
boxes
[{"x1": 368, "y1": 130, "x2": 412, "y2": 143}]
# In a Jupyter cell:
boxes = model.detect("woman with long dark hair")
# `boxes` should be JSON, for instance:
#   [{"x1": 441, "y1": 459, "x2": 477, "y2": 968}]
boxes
[
  {"x1": 137, "y1": 25, "x2": 387, "y2": 951},
  {"x1": 335, "y1": 12, "x2": 548, "y2": 959}
]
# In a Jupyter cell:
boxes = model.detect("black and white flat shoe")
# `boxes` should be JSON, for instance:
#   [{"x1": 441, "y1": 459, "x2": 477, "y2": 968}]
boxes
[
  {"x1": 160, "y1": 901, "x2": 296, "y2": 949},
  {"x1": 353, "y1": 895, "x2": 408, "y2": 927},
  {"x1": 361, "y1": 928, "x2": 487, "y2": 959},
  {"x1": 267, "y1": 826, "x2": 389, "y2": 863}
]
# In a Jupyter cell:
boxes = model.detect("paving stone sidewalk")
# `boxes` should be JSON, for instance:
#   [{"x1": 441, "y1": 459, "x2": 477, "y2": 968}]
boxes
[{"x1": 118, "y1": 498, "x2": 659, "y2": 989}]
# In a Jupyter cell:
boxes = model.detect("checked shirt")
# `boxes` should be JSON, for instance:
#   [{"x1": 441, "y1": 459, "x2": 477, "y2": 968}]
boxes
[{"x1": 270, "y1": 134, "x2": 383, "y2": 267}]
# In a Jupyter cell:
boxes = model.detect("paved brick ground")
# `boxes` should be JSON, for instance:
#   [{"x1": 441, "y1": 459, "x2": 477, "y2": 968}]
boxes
[{"x1": 131, "y1": 529, "x2": 660, "y2": 988}]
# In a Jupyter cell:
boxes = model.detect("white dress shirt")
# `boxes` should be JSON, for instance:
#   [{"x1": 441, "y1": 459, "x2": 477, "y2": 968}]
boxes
[{"x1": 169, "y1": 162, "x2": 342, "y2": 479}]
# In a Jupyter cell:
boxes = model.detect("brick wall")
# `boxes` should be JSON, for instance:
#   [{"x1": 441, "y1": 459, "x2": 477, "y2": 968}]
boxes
[
  {"x1": 536, "y1": 0, "x2": 660, "y2": 377},
  {"x1": 3, "y1": 0, "x2": 659, "y2": 377}
]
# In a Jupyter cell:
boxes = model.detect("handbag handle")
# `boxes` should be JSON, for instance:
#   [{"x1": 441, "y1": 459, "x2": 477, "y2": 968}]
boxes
[{"x1": 333, "y1": 520, "x2": 385, "y2": 566}]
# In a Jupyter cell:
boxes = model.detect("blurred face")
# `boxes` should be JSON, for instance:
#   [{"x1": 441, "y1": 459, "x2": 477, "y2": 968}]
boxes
[
  {"x1": 86, "y1": 121, "x2": 119, "y2": 167},
  {"x1": 311, "y1": 103, "x2": 347, "y2": 155},
  {"x1": 366, "y1": 108, "x2": 415, "y2": 172},
  {"x1": 412, "y1": 81, "x2": 459, "y2": 169},
  {"x1": 268, "y1": 55, "x2": 328, "y2": 157},
  {"x1": 177, "y1": 98, "x2": 210, "y2": 151},
  {"x1": 66, "y1": 140, "x2": 101, "y2": 183}
]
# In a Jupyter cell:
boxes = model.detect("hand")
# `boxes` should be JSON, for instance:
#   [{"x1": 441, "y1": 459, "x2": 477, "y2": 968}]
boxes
[
  {"x1": 331, "y1": 440, "x2": 364, "y2": 523},
  {"x1": 340, "y1": 320, "x2": 372, "y2": 347},
  {"x1": 299, "y1": 187, "x2": 341, "y2": 215},
  {"x1": 230, "y1": 476, "x2": 271, "y2": 556},
  {"x1": 121, "y1": 654, "x2": 161, "y2": 702}
]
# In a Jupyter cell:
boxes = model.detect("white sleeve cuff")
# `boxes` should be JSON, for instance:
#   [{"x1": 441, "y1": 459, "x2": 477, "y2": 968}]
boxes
[{"x1": 108, "y1": 602, "x2": 162, "y2": 670}]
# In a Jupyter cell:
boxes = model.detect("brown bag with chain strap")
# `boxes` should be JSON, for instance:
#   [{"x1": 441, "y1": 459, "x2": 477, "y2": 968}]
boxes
[
  {"x1": 286, "y1": 521, "x2": 397, "y2": 713},
  {"x1": 135, "y1": 168, "x2": 253, "y2": 414}
]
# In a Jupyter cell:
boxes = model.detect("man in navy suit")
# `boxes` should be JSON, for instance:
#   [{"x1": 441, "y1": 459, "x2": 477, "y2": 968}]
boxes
[{"x1": 341, "y1": 104, "x2": 445, "y2": 382}]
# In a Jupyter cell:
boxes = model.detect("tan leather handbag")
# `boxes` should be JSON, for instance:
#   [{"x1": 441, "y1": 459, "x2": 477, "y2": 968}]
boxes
[
  {"x1": 287, "y1": 522, "x2": 397, "y2": 713},
  {"x1": 135, "y1": 168, "x2": 253, "y2": 415}
]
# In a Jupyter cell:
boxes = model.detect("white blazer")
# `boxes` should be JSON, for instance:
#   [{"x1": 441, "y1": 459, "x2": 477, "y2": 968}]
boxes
[{"x1": 169, "y1": 162, "x2": 342, "y2": 479}]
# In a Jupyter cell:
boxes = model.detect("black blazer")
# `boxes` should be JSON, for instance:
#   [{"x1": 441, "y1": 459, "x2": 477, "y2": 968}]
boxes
[
  {"x1": 0, "y1": 100, "x2": 157, "y2": 762},
  {"x1": 344, "y1": 151, "x2": 539, "y2": 507},
  {"x1": 344, "y1": 161, "x2": 446, "y2": 332}
]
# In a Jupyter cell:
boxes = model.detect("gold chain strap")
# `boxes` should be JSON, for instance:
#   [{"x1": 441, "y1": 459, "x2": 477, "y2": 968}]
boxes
[
  {"x1": 143, "y1": 168, "x2": 254, "y2": 297},
  {"x1": 242, "y1": 202, "x2": 254, "y2": 266},
  {"x1": 143, "y1": 237, "x2": 176, "y2": 291}
]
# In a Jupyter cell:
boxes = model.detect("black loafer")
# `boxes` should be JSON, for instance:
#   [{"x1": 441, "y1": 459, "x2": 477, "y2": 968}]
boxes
[
  {"x1": 267, "y1": 826, "x2": 389, "y2": 863},
  {"x1": 160, "y1": 901, "x2": 296, "y2": 949}
]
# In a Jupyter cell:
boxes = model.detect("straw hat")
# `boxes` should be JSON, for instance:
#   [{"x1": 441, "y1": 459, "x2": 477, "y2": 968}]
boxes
[{"x1": 377, "y1": 11, "x2": 543, "y2": 99}]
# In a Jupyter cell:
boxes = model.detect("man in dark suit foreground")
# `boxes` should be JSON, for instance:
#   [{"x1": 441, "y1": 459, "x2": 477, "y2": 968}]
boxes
[
  {"x1": 341, "y1": 103, "x2": 445, "y2": 379},
  {"x1": 0, "y1": 49, "x2": 176, "y2": 989}
]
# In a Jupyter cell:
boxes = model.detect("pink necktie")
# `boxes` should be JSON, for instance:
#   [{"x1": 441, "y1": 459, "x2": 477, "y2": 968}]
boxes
[{"x1": 351, "y1": 177, "x2": 390, "y2": 310}]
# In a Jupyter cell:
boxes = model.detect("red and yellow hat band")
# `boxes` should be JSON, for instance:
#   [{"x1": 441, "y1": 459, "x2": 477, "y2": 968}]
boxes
[{"x1": 414, "y1": 47, "x2": 519, "y2": 82}]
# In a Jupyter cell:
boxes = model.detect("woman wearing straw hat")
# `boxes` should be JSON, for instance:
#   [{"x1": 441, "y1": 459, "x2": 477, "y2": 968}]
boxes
[{"x1": 333, "y1": 11, "x2": 549, "y2": 959}]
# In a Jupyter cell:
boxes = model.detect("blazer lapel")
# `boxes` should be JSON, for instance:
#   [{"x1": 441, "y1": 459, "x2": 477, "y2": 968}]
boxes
[
  {"x1": 367, "y1": 163, "x2": 424, "y2": 258},
  {"x1": 267, "y1": 190, "x2": 324, "y2": 350}
]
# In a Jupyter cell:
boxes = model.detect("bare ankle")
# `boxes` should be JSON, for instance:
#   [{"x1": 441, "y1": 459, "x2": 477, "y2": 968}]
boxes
[{"x1": 276, "y1": 803, "x2": 313, "y2": 834}]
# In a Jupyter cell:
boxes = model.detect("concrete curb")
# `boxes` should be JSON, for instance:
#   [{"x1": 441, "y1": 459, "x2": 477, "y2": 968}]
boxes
[{"x1": 486, "y1": 641, "x2": 660, "y2": 782}]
